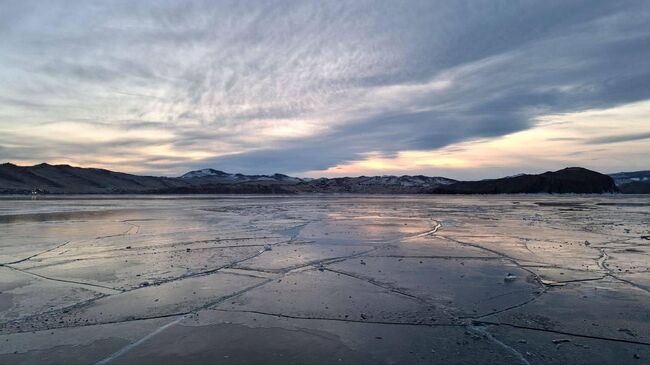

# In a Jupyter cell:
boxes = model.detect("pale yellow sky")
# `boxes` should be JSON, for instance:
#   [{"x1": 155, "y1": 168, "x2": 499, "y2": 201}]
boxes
[{"x1": 304, "y1": 100, "x2": 650, "y2": 178}]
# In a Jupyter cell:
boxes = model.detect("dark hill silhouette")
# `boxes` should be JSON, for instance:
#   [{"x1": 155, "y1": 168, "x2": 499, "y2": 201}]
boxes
[
  {"x1": 433, "y1": 167, "x2": 618, "y2": 194},
  {"x1": 0, "y1": 163, "x2": 635, "y2": 194}
]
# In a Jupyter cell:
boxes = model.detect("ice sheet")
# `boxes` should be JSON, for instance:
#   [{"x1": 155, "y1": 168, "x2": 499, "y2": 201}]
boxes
[{"x1": 1, "y1": 195, "x2": 649, "y2": 364}]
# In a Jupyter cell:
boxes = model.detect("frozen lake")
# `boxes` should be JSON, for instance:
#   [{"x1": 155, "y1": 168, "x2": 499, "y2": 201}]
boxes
[{"x1": 1, "y1": 195, "x2": 649, "y2": 364}]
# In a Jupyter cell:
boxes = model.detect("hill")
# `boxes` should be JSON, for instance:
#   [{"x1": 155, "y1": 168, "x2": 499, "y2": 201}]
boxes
[
  {"x1": 0, "y1": 163, "x2": 186, "y2": 194},
  {"x1": 433, "y1": 167, "x2": 618, "y2": 194},
  {"x1": 0, "y1": 163, "x2": 634, "y2": 194},
  {"x1": 609, "y1": 170, "x2": 650, "y2": 193}
]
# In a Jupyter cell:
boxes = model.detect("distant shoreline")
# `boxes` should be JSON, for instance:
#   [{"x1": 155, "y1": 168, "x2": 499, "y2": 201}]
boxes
[{"x1": 1, "y1": 163, "x2": 648, "y2": 194}]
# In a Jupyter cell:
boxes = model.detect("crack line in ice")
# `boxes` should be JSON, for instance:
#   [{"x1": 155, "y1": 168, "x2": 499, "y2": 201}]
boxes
[
  {"x1": 400, "y1": 220, "x2": 442, "y2": 241},
  {"x1": 594, "y1": 248, "x2": 650, "y2": 293},
  {"x1": 210, "y1": 308, "x2": 463, "y2": 327},
  {"x1": 367, "y1": 255, "x2": 501, "y2": 260},
  {"x1": 473, "y1": 320, "x2": 650, "y2": 346},
  {"x1": 0, "y1": 240, "x2": 73, "y2": 266},
  {"x1": 1, "y1": 264, "x2": 122, "y2": 295},
  {"x1": 94, "y1": 222, "x2": 140, "y2": 240},
  {"x1": 606, "y1": 274, "x2": 650, "y2": 294},
  {"x1": 323, "y1": 267, "x2": 430, "y2": 304},
  {"x1": 460, "y1": 290, "x2": 545, "y2": 320}
]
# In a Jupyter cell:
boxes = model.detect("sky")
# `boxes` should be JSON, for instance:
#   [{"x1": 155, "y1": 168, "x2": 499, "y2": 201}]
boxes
[{"x1": 0, "y1": 0, "x2": 649, "y2": 179}]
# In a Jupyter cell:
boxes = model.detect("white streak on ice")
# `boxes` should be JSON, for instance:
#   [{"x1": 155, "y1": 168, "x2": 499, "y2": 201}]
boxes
[
  {"x1": 469, "y1": 325, "x2": 531, "y2": 365},
  {"x1": 94, "y1": 316, "x2": 184, "y2": 365}
]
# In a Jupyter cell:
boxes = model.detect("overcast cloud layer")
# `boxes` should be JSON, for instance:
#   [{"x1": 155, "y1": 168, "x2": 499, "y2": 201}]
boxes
[{"x1": 0, "y1": 0, "x2": 649, "y2": 178}]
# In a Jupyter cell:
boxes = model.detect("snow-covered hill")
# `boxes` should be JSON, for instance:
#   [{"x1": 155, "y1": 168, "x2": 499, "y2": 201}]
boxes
[
  {"x1": 609, "y1": 171, "x2": 650, "y2": 185},
  {"x1": 609, "y1": 170, "x2": 650, "y2": 193},
  {"x1": 179, "y1": 168, "x2": 456, "y2": 192},
  {"x1": 180, "y1": 169, "x2": 304, "y2": 184},
  {"x1": 180, "y1": 169, "x2": 231, "y2": 179}
]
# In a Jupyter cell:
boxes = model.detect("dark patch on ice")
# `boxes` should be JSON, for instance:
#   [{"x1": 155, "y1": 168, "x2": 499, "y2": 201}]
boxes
[
  {"x1": 535, "y1": 202, "x2": 585, "y2": 207},
  {"x1": 0, "y1": 209, "x2": 136, "y2": 224}
]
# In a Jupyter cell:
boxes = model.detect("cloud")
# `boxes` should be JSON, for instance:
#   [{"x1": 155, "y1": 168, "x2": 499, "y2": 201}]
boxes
[
  {"x1": 0, "y1": 0, "x2": 649, "y2": 175},
  {"x1": 586, "y1": 132, "x2": 650, "y2": 144},
  {"x1": 305, "y1": 100, "x2": 650, "y2": 180}
]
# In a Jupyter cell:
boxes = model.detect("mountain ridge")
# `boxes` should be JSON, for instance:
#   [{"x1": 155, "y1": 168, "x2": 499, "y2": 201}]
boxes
[{"x1": 0, "y1": 162, "x2": 643, "y2": 194}]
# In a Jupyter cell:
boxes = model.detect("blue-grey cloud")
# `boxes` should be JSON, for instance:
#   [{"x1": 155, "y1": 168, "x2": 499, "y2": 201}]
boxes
[
  {"x1": 586, "y1": 132, "x2": 650, "y2": 145},
  {"x1": 0, "y1": 0, "x2": 648, "y2": 175}
]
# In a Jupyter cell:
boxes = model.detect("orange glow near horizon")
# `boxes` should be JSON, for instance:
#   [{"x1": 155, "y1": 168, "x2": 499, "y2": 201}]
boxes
[{"x1": 304, "y1": 100, "x2": 650, "y2": 178}]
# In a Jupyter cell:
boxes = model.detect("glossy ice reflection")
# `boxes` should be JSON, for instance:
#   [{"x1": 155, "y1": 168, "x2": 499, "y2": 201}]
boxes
[{"x1": 1, "y1": 195, "x2": 649, "y2": 364}]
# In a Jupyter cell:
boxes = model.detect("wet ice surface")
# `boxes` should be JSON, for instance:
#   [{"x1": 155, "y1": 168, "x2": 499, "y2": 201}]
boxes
[{"x1": 0, "y1": 195, "x2": 649, "y2": 364}]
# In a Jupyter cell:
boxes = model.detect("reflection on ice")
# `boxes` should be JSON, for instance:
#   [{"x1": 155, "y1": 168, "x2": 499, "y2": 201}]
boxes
[{"x1": 0, "y1": 195, "x2": 649, "y2": 364}]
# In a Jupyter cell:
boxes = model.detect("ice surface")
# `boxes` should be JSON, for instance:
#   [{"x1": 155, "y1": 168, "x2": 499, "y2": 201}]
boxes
[{"x1": 1, "y1": 195, "x2": 649, "y2": 364}]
